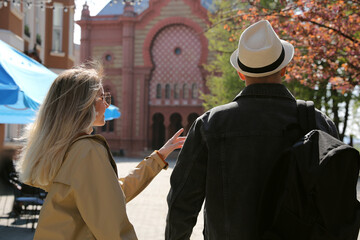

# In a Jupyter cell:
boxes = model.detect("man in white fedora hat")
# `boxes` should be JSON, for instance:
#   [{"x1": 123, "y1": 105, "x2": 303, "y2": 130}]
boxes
[{"x1": 166, "y1": 20, "x2": 338, "y2": 240}]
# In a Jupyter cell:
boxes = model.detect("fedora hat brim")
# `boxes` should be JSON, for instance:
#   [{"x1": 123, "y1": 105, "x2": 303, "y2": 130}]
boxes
[{"x1": 230, "y1": 40, "x2": 294, "y2": 78}]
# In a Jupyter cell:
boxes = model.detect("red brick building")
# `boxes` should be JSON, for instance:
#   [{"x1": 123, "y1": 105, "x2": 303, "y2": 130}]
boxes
[{"x1": 77, "y1": 0, "x2": 212, "y2": 156}]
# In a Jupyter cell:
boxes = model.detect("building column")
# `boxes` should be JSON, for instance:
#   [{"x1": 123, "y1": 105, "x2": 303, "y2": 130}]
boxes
[
  {"x1": 121, "y1": 3, "x2": 136, "y2": 155},
  {"x1": 142, "y1": 71, "x2": 151, "y2": 150},
  {"x1": 133, "y1": 68, "x2": 152, "y2": 153}
]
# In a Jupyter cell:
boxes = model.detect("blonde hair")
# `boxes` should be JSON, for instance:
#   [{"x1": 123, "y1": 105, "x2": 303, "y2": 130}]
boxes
[{"x1": 19, "y1": 63, "x2": 103, "y2": 189}]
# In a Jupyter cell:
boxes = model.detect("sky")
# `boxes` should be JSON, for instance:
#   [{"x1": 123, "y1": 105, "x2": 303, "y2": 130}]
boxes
[{"x1": 74, "y1": 0, "x2": 109, "y2": 45}]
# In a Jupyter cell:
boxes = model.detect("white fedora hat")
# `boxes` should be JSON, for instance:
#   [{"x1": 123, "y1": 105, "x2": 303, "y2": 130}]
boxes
[{"x1": 230, "y1": 20, "x2": 294, "y2": 77}]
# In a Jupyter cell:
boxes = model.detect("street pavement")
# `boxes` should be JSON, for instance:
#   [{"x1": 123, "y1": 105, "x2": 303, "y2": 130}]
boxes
[{"x1": 0, "y1": 155, "x2": 359, "y2": 240}]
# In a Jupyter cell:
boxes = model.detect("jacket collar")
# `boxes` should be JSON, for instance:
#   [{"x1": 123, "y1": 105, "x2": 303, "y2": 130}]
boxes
[
  {"x1": 71, "y1": 134, "x2": 118, "y2": 177},
  {"x1": 233, "y1": 83, "x2": 295, "y2": 102}
]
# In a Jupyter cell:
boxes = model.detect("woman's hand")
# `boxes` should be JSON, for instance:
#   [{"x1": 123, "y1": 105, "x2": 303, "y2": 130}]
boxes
[{"x1": 158, "y1": 128, "x2": 186, "y2": 160}]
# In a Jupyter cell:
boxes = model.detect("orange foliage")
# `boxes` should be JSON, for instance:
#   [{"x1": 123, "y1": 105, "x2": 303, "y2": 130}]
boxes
[{"x1": 230, "y1": 0, "x2": 360, "y2": 93}]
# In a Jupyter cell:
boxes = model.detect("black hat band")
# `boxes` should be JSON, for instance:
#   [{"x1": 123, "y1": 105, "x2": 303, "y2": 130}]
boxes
[{"x1": 237, "y1": 46, "x2": 285, "y2": 74}]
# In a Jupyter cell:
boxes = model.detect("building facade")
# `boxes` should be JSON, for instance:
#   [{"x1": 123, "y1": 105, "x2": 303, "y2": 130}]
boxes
[
  {"x1": 77, "y1": 0, "x2": 212, "y2": 156},
  {"x1": 0, "y1": 0, "x2": 75, "y2": 144}
]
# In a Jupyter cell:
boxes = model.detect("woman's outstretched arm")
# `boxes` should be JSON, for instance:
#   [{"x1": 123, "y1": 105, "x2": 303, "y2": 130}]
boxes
[{"x1": 119, "y1": 129, "x2": 186, "y2": 202}]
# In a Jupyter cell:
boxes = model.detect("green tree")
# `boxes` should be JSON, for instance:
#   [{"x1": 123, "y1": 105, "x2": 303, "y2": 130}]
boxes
[{"x1": 201, "y1": 0, "x2": 247, "y2": 110}]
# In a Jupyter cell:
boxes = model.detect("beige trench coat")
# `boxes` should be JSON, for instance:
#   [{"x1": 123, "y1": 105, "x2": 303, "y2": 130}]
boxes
[{"x1": 33, "y1": 134, "x2": 167, "y2": 240}]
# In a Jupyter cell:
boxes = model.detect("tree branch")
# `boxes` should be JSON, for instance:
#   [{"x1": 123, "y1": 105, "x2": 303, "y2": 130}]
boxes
[{"x1": 297, "y1": 16, "x2": 359, "y2": 44}]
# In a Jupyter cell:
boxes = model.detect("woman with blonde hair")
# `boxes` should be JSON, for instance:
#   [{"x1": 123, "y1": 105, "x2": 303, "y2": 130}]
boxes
[{"x1": 19, "y1": 63, "x2": 186, "y2": 240}]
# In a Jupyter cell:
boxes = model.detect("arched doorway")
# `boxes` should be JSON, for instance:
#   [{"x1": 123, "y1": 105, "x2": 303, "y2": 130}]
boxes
[
  {"x1": 152, "y1": 113, "x2": 165, "y2": 150},
  {"x1": 168, "y1": 113, "x2": 183, "y2": 138},
  {"x1": 185, "y1": 113, "x2": 199, "y2": 135}
]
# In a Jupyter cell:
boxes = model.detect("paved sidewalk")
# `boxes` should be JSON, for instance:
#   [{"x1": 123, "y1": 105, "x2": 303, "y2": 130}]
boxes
[
  {"x1": 118, "y1": 157, "x2": 204, "y2": 240},
  {"x1": 0, "y1": 156, "x2": 359, "y2": 240}
]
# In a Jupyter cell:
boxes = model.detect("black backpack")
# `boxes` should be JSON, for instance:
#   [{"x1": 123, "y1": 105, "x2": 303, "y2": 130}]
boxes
[{"x1": 258, "y1": 100, "x2": 360, "y2": 240}]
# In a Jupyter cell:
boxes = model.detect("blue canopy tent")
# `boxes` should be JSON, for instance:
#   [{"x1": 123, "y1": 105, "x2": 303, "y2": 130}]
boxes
[{"x1": 0, "y1": 40, "x2": 120, "y2": 124}]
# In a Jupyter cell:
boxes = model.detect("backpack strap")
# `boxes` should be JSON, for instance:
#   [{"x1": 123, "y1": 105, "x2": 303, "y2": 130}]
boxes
[{"x1": 296, "y1": 100, "x2": 316, "y2": 134}]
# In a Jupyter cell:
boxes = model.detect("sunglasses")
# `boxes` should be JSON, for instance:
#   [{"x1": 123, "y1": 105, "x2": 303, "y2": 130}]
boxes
[{"x1": 99, "y1": 92, "x2": 111, "y2": 105}]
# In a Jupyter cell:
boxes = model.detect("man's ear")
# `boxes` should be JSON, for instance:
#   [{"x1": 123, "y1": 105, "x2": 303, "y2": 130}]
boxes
[
  {"x1": 237, "y1": 71, "x2": 246, "y2": 81},
  {"x1": 280, "y1": 67, "x2": 287, "y2": 77}
]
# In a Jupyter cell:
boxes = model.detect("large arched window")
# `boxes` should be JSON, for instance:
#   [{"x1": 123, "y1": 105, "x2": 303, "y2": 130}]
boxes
[
  {"x1": 183, "y1": 84, "x2": 189, "y2": 99},
  {"x1": 156, "y1": 84, "x2": 162, "y2": 99},
  {"x1": 192, "y1": 83, "x2": 198, "y2": 99},
  {"x1": 165, "y1": 84, "x2": 171, "y2": 99}
]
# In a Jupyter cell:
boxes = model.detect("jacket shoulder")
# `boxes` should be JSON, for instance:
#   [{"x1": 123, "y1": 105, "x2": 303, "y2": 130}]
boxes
[
  {"x1": 53, "y1": 137, "x2": 109, "y2": 186},
  {"x1": 314, "y1": 109, "x2": 339, "y2": 139},
  {"x1": 70, "y1": 136, "x2": 107, "y2": 153},
  {"x1": 200, "y1": 102, "x2": 238, "y2": 122}
]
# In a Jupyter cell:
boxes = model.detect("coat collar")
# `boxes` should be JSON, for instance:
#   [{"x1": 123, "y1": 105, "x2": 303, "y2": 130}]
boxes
[
  {"x1": 233, "y1": 83, "x2": 296, "y2": 102},
  {"x1": 71, "y1": 134, "x2": 118, "y2": 177}
]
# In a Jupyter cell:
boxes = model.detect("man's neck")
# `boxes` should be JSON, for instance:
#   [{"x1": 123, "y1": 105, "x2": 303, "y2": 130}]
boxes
[{"x1": 245, "y1": 77, "x2": 282, "y2": 86}]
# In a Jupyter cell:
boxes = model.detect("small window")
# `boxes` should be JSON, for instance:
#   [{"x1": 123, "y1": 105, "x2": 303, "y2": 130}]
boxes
[
  {"x1": 183, "y1": 84, "x2": 188, "y2": 99},
  {"x1": 174, "y1": 47, "x2": 181, "y2": 55},
  {"x1": 174, "y1": 84, "x2": 179, "y2": 99},
  {"x1": 156, "y1": 84, "x2": 161, "y2": 99},
  {"x1": 52, "y1": 3, "x2": 63, "y2": 52},
  {"x1": 105, "y1": 54, "x2": 112, "y2": 62},
  {"x1": 68, "y1": 8, "x2": 74, "y2": 56},
  {"x1": 192, "y1": 83, "x2": 198, "y2": 99},
  {"x1": 24, "y1": 10, "x2": 31, "y2": 37},
  {"x1": 165, "y1": 84, "x2": 171, "y2": 99}
]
